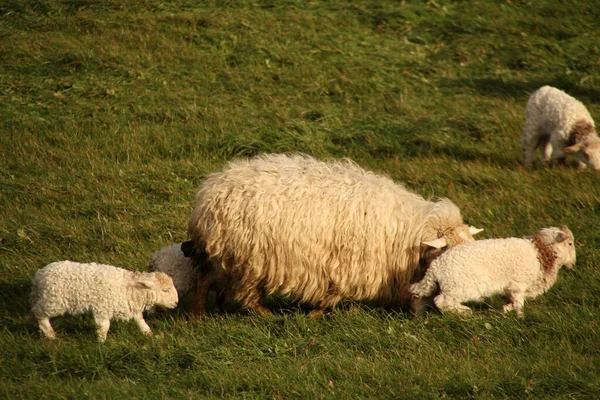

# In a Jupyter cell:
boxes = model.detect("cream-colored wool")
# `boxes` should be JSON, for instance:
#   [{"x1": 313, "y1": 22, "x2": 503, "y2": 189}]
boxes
[
  {"x1": 31, "y1": 261, "x2": 178, "y2": 341},
  {"x1": 521, "y1": 85, "x2": 600, "y2": 169},
  {"x1": 148, "y1": 243, "x2": 196, "y2": 297},
  {"x1": 188, "y1": 153, "x2": 482, "y2": 313},
  {"x1": 410, "y1": 226, "x2": 575, "y2": 317}
]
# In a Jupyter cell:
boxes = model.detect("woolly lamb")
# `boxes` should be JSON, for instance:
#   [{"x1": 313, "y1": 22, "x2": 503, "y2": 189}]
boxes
[
  {"x1": 31, "y1": 261, "x2": 178, "y2": 341},
  {"x1": 521, "y1": 85, "x2": 600, "y2": 169},
  {"x1": 410, "y1": 226, "x2": 576, "y2": 317},
  {"x1": 187, "y1": 153, "x2": 482, "y2": 317}
]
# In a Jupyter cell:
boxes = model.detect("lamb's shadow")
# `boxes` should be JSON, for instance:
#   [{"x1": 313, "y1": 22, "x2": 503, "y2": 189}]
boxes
[{"x1": 440, "y1": 78, "x2": 600, "y2": 102}]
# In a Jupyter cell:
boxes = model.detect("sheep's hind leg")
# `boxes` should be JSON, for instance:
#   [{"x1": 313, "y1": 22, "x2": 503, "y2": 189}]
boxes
[
  {"x1": 94, "y1": 316, "x2": 111, "y2": 342},
  {"x1": 434, "y1": 294, "x2": 472, "y2": 314},
  {"x1": 37, "y1": 317, "x2": 56, "y2": 339},
  {"x1": 134, "y1": 313, "x2": 152, "y2": 336}
]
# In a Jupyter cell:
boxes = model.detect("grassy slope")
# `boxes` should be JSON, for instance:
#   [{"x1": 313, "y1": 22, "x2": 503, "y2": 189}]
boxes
[{"x1": 1, "y1": 0, "x2": 600, "y2": 398}]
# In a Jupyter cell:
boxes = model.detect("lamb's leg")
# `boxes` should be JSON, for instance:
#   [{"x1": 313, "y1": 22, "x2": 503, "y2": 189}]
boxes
[
  {"x1": 410, "y1": 296, "x2": 428, "y2": 318},
  {"x1": 521, "y1": 125, "x2": 541, "y2": 167},
  {"x1": 94, "y1": 316, "x2": 111, "y2": 342},
  {"x1": 434, "y1": 294, "x2": 472, "y2": 314},
  {"x1": 37, "y1": 317, "x2": 56, "y2": 340},
  {"x1": 503, "y1": 291, "x2": 526, "y2": 318},
  {"x1": 541, "y1": 136, "x2": 553, "y2": 166},
  {"x1": 134, "y1": 313, "x2": 152, "y2": 336}
]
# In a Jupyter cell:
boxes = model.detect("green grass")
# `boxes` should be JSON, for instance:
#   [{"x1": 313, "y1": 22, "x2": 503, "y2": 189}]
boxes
[{"x1": 2, "y1": 0, "x2": 600, "y2": 397}]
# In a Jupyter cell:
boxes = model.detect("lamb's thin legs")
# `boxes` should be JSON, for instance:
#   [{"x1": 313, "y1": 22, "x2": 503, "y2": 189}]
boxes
[
  {"x1": 134, "y1": 313, "x2": 152, "y2": 336},
  {"x1": 503, "y1": 291, "x2": 526, "y2": 318},
  {"x1": 521, "y1": 125, "x2": 542, "y2": 167},
  {"x1": 434, "y1": 294, "x2": 472, "y2": 314},
  {"x1": 37, "y1": 317, "x2": 56, "y2": 339},
  {"x1": 94, "y1": 316, "x2": 111, "y2": 342}
]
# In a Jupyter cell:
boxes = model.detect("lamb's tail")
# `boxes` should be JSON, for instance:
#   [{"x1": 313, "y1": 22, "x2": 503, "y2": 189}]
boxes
[{"x1": 409, "y1": 271, "x2": 438, "y2": 299}]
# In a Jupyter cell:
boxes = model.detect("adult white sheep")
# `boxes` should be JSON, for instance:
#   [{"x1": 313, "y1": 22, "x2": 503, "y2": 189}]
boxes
[
  {"x1": 521, "y1": 85, "x2": 600, "y2": 169},
  {"x1": 31, "y1": 261, "x2": 178, "y2": 341},
  {"x1": 410, "y1": 226, "x2": 576, "y2": 317},
  {"x1": 187, "y1": 153, "x2": 482, "y2": 317}
]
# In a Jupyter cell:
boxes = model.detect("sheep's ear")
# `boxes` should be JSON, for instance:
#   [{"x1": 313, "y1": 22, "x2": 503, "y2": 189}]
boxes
[
  {"x1": 564, "y1": 144, "x2": 581, "y2": 153},
  {"x1": 181, "y1": 241, "x2": 195, "y2": 257},
  {"x1": 423, "y1": 238, "x2": 448, "y2": 249},
  {"x1": 134, "y1": 279, "x2": 156, "y2": 290},
  {"x1": 468, "y1": 226, "x2": 484, "y2": 236}
]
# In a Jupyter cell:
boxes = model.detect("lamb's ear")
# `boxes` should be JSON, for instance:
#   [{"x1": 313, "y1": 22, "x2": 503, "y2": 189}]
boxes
[
  {"x1": 468, "y1": 226, "x2": 484, "y2": 236},
  {"x1": 423, "y1": 238, "x2": 448, "y2": 249},
  {"x1": 564, "y1": 143, "x2": 581, "y2": 153},
  {"x1": 134, "y1": 279, "x2": 156, "y2": 290}
]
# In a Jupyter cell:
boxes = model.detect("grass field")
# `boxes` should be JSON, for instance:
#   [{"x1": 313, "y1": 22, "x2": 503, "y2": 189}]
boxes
[{"x1": 2, "y1": 0, "x2": 600, "y2": 398}]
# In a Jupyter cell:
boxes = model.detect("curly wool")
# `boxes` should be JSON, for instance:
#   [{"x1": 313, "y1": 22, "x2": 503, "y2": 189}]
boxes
[
  {"x1": 521, "y1": 85, "x2": 600, "y2": 169},
  {"x1": 188, "y1": 153, "x2": 480, "y2": 310},
  {"x1": 31, "y1": 261, "x2": 178, "y2": 340},
  {"x1": 410, "y1": 226, "x2": 576, "y2": 317},
  {"x1": 148, "y1": 243, "x2": 197, "y2": 297}
]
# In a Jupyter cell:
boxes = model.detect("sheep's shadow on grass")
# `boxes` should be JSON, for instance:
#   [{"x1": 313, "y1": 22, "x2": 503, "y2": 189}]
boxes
[
  {"x1": 0, "y1": 280, "x2": 37, "y2": 335},
  {"x1": 440, "y1": 78, "x2": 600, "y2": 102}
]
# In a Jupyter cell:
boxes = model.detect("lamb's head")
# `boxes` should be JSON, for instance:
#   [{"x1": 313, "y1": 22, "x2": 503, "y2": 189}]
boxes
[
  {"x1": 421, "y1": 224, "x2": 484, "y2": 263},
  {"x1": 134, "y1": 272, "x2": 179, "y2": 309},
  {"x1": 536, "y1": 225, "x2": 576, "y2": 269},
  {"x1": 564, "y1": 135, "x2": 600, "y2": 170}
]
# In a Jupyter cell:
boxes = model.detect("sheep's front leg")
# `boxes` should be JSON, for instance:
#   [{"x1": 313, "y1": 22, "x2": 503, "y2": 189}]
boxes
[
  {"x1": 38, "y1": 317, "x2": 56, "y2": 339},
  {"x1": 134, "y1": 313, "x2": 152, "y2": 336},
  {"x1": 434, "y1": 294, "x2": 472, "y2": 314},
  {"x1": 94, "y1": 316, "x2": 111, "y2": 342},
  {"x1": 503, "y1": 291, "x2": 525, "y2": 318}
]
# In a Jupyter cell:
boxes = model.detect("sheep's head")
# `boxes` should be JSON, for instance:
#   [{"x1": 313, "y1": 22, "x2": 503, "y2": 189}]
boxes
[
  {"x1": 136, "y1": 272, "x2": 179, "y2": 309},
  {"x1": 551, "y1": 226, "x2": 576, "y2": 269},
  {"x1": 564, "y1": 135, "x2": 600, "y2": 170},
  {"x1": 421, "y1": 224, "x2": 483, "y2": 263}
]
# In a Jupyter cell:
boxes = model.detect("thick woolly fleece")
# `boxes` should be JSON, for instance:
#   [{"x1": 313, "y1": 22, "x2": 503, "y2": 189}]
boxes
[
  {"x1": 31, "y1": 261, "x2": 178, "y2": 341},
  {"x1": 521, "y1": 85, "x2": 600, "y2": 169},
  {"x1": 188, "y1": 153, "x2": 481, "y2": 311},
  {"x1": 410, "y1": 226, "x2": 576, "y2": 317}
]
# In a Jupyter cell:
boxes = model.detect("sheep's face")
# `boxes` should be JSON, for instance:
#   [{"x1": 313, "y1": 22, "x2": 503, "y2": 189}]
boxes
[
  {"x1": 564, "y1": 136, "x2": 600, "y2": 170},
  {"x1": 554, "y1": 226, "x2": 576, "y2": 269},
  {"x1": 151, "y1": 272, "x2": 179, "y2": 309},
  {"x1": 421, "y1": 224, "x2": 483, "y2": 262}
]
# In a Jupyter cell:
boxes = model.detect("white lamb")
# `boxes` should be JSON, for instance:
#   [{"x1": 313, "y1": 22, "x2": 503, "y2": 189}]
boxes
[
  {"x1": 410, "y1": 226, "x2": 576, "y2": 317},
  {"x1": 31, "y1": 261, "x2": 179, "y2": 341},
  {"x1": 521, "y1": 85, "x2": 600, "y2": 169}
]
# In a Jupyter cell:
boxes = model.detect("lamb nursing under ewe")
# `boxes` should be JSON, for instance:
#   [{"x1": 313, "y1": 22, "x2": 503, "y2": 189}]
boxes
[
  {"x1": 521, "y1": 85, "x2": 600, "y2": 169},
  {"x1": 31, "y1": 261, "x2": 178, "y2": 341},
  {"x1": 187, "y1": 153, "x2": 482, "y2": 317},
  {"x1": 410, "y1": 226, "x2": 576, "y2": 317}
]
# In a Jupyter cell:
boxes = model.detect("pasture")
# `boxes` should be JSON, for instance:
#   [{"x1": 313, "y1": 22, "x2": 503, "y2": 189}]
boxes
[{"x1": 1, "y1": 0, "x2": 600, "y2": 398}]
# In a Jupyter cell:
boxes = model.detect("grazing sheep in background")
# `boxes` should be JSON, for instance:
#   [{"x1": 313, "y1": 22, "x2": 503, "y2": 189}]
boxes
[
  {"x1": 187, "y1": 153, "x2": 482, "y2": 317},
  {"x1": 148, "y1": 242, "x2": 227, "y2": 315},
  {"x1": 31, "y1": 261, "x2": 178, "y2": 341},
  {"x1": 410, "y1": 226, "x2": 576, "y2": 317},
  {"x1": 521, "y1": 85, "x2": 600, "y2": 169}
]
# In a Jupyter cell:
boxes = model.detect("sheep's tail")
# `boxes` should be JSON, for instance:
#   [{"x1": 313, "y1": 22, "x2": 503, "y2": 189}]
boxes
[{"x1": 409, "y1": 271, "x2": 438, "y2": 298}]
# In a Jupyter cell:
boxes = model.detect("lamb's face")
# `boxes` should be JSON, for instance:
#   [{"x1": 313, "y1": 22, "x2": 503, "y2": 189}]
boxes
[
  {"x1": 582, "y1": 140, "x2": 600, "y2": 170},
  {"x1": 555, "y1": 235, "x2": 576, "y2": 269},
  {"x1": 153, "y1": 272, "x2": 179, "y2": 309}
]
